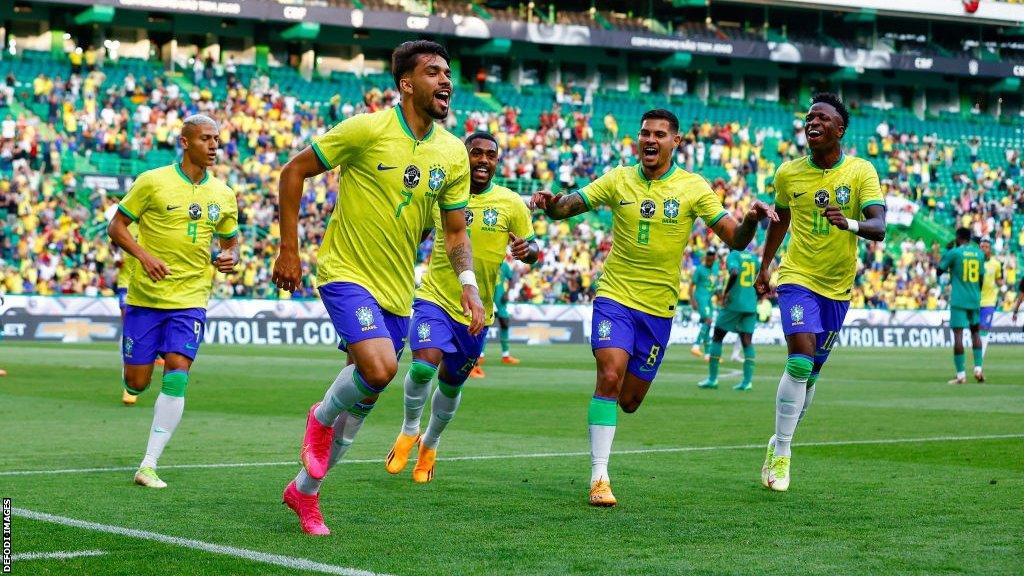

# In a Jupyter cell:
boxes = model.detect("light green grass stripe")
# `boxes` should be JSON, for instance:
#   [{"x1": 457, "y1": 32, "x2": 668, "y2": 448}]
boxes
[
  {"x1": 14, "y1": 508, "x2": 390, "y2": 576},
  {"x1": 2, "y1": 433, "x2": 1020, "y2": 477}
]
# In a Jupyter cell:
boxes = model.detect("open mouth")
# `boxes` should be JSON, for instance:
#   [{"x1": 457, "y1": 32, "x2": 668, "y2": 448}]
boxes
[
  {"x1": 434, "y1": 89, "x2": 451, "y2": 107},
  {"x1": 642, "y1": 145, "x2": 658, "y2": 160},
  {"x1": 473, "y1": 165, "x2": 490, "y2": 177},
  {"x1": 807, "y1": 127, "x2": 823, "y2": 139}
]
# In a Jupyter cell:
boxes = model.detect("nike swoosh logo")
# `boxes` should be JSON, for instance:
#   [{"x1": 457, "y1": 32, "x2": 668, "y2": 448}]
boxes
[
  {"x1": 618, "y1": 200, "x2": 635, "y2": 206},
  {"x1": 792, "y1": 192, "x2": 807, "y2": 198},
  {"x1": 185, "y1": 343, "x2": 198, "y2": 350},
  {"x1": 377, "y1": 163, "x2": 397, "y2": 171},
  {"x1": 166, "y1": 205, "x2": 180, "y2": 210}
]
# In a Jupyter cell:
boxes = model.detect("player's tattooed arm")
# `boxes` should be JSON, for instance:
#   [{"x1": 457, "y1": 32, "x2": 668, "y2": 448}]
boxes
[
  {"x1": 442, "y1": 207, "x2": 486, "y2": 335},
  {"x1": 108, "y1": 211, "x2": 171, "y2": 281},
  {"x1": 446, "y1": 240, "x2": 474, "y2": 275},
  {"x1": 530, "y1": 190, "x2": 588, "y2": 220},
  {"x1": 824, "y1": 203, "x2": 885, "y2": 241}
]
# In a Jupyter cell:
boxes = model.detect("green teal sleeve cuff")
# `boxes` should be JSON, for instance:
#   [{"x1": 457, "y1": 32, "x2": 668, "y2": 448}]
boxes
[
  {"x1": 441, "y1": 200, "x2": 469, "y2": 210},
  {"x1": 117, "y1": 205, "x2": 139, "y2": 222},
  {"x1": 576, "y1": 189, "x2": 593, "y2": 211},
  {"x1": 707, "y1": 210, "x2": 728, "y2": 227},
  {"x1": 860, "y1": 200, "x2": 885, "y2": 210},
  {"x1": 311, "y1": 141, "x2": 331, "y2": 170},
  {"x1": 523, "y1": 234, "x2": 537, "y2": 241},
  {"x1": 216, "y1": 229, "x2": 239, "y2": 239},
  {"x1": 775, "y1": 200, "x2": 789, "y2": 209}
]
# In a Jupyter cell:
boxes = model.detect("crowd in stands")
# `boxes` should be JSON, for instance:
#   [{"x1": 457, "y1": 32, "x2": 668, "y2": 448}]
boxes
[{"x1": 1, "y1": 50, "x2": 1022, "y2": 315}]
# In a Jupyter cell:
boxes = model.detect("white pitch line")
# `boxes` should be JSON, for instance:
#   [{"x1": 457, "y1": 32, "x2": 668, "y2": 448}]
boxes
[
  {"x1": 13, "y1": 508, "x2": 389, "y2": 576},
  {"x1": 1, "y1": 433, "x2": 1020, "y2": 477},
  {"x1": 12, "y1": 549, "x2": 106, "y2": 561}
]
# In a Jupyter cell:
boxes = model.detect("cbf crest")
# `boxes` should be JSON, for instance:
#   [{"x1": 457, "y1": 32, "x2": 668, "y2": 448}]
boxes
[
  {"x1": 640, "y1": 199, "x2": 656, "y2": 219},
  {"x1": 428, "y1": 165, "x2": 446, "y2": 192},
  {"x1": 597, "y1": 319, "x2": 613, "y2": 339},
  {"x1": 417, "y1": 322, "x2": 431, "y2": 342},
  {"x1": 813, "y1": 189, "x2": 829, "y2": 208},
  {"x1": 403, "y1": 165, "x2": 421, "y2": 189},
  {"x1": 834, "y1": 185, "x2": 851, "y2": 207},
  {"x1": 356, "y1": 306, "x2": 376, "y2": 330},
  {"x1": 663, "y1": 198, "x2": 680, "y2": 219},
  {"x1": 790, "y1": 304, "x2": 804, "y2": 326},
  {"x1": 483, "y1": 207, "x2": 498, "y2": 227},
  {"x1": 207, "y1": 202, "x2": 221, "y2": 222},
  {"x1": 123, "y1": 336, "x2": 134, "y2": 358}
]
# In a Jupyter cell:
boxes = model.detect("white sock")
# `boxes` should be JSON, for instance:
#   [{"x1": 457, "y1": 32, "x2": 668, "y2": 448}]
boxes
[
  {"x1": 294, "y1": 411, "x2": 368, "y2": 495},
  {"x1": 774, "y1": 371, "x2": 808, "y2": 458},
  {"x1": 402, "y1": 371, "x2": 433, "y2": 437},
  {"x1": 314, "y1": 364, "x2": 367, "y2": 426},
  {"x1": 799, "y1": 384, "x2": 816, "y2": 424},
  {"x1": 732, "y1": 339, "x2": 742, "y2": 356},
  {"x1": 981, "y1": 333, "x2": 988, "y2": 358},
  {"x1": 140, "y1": 393, "x2": 184, "y2": 469},
  {"x1": 957, "y1": 370, "x2": 966, "y2": 380},
  {"x1": 422, "y1": 386, "x2": 461, "y2": 449},
  {"x1": 589, "y1": 424, "x2": 616, "y2": 483}
]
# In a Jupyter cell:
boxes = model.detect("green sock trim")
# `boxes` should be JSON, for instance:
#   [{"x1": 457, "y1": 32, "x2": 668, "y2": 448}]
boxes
[
  {"x1": 408, "y1": 360, "x2": 438, "y2": 385},
  {"x1": 500, "y1": 327, "x2": 510, "y2": 354},
  {"x1": 979, "y1": 330, "x2": 989, "y2": 338},
  {"x1": 437, "y1": 380, "x2": 462, "y2": 399},
  {"x1": 953, "y1": 353, "x2": 966, "y2": 372},
  {"x1": 972, "y1": 348, "x2": 983, "y2": 368},
  {"x1": 784, "y1": 356, "x2": 813, "y2": 380},
  {"x1": 160, "y1": 371, "x2": 188, "y2": 397},
  {"x1": 347, "y1": 401, "x2": 374, "y2": 418},
  {"x1": 807, "y1": 373, "x2": 819, "y2": 387},
  {"x1": 353, "y1": 370, "x2": 377, "y2": 397},
  {"x1": 123, "y1": 378, "x2": 146, "y2": 396},
  {"x1": 588, "y1": 396, "x2": 617, "y2": 426}
]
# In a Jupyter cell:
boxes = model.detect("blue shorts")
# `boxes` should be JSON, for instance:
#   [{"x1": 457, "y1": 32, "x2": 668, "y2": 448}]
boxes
[
  {"x1": 122, "y1": 305, "x2": 205, "y2": 365},
  {"x1": 116, "y1": 287, "x2": 128, "y2": 311},
  {"x1": 777, "y1": 284, "x2": 850, "y2": 370},
  {"x1": 980, "y1": 306, "x2": 995, "y2": 331},
  {"x1": 409, "y1": 299, "x2": 487, "y2": 386},
  {"x1": 320, "y1": 281, "x2": 409, "y2": 355},
  {"x1": 591, "y1": 297, "x2": 672, "y2": 383}
]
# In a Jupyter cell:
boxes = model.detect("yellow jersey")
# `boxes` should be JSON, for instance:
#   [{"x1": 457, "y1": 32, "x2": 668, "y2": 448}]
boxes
[
  {"x1": 118, "y1": 164, "x2": 238, "y2": 309},
  {"x1": 981, "y1": 258, "x2": 1002, "y2": 307},
  {"x1": 579, "y1": 164, "x2": 727, "y2": 318},
  {"x1": 773, "y1": 154, "x2": 883, "y2": 301},
  {"x1": 115, "y1": 221, "x2": 139, "y2": 289},
  {"x1": 418, "y1": 183, "x2": 534, "y2": 326},
  {"x1": 311, "y1": 106, "x2": 470, "y2": 315}
]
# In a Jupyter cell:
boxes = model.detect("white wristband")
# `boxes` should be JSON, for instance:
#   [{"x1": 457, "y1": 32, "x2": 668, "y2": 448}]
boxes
[
  {"x1": 458, "y1": 270, "x2": 478, "y2": 288},
  {"x1": 845, "y1": 218, "x2": 860, "y2": 233}
]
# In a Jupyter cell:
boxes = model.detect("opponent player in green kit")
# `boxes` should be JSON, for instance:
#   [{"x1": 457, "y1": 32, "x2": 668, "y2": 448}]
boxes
[
  {"x1": 937, "y1": 227, "x2": 985, "y2": 384},
  {"x1": 689, "y1": 250, "x2": 719, "y2": 359},
  {"x1": 698, "y1": 248, "x2": 760, "y2": 390}
]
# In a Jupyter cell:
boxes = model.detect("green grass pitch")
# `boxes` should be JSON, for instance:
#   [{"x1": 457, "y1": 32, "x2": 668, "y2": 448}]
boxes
[{"x1": 2, "y1": 341, "x2": 1021, "y2": 575}]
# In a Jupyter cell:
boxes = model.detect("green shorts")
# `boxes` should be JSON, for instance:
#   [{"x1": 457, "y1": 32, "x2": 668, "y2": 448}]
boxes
[
  {"x1": 695, "y1": 297, "x2": 713, "y2": 321},
  {"x1": 949, "y1": 307, "x2": 980, "y2": 329},
  {"x1": 715, "y1": 309, "x2": 757, "y2": 334}
]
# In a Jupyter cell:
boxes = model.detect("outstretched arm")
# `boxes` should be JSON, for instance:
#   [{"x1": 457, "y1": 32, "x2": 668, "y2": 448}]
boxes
[
  {"x1": 442, "y1": 207, "x2": 485, "y2": 335},
  {"x1": 530, "y1": 190, "x2": 589, "y2": 220},
  {"x1": 272, "y1": 147, "x2": 327, "y2": 292},
  {"x1": 711, "y1": 200, "x2": 779, "y2": 250},
  {"x1": 754, "y1": 207, "x2": 791, "y2": 297}
]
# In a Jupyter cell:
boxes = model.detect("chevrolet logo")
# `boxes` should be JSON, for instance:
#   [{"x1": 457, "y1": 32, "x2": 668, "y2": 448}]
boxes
[
  {"x1": 36, "y1": 318, "x2": 119, "y2": 343},
  {"x1": 509, "y1": 323, "x2": 572, "y2": 345}
]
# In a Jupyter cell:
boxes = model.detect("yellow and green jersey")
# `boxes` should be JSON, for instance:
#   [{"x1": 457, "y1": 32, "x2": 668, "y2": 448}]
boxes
[
  {"x1": 939, "y1": 244, "x2": 985, "y2": 309},
  {"x1": 118, "y1": 163, "x2": 238, "y2": 310},
  {"x1": 115, "y1": 221, "x2": 138, "y2": 289},
  {"x1": 311, "y1": 106, "x2": 470, "y2": 315},
  {"x1": 692, "y1": 264, "x2": 718, "y2": 303},
  {"x1": 773, "y1": 154, "x2": 883, "y2": 301},
  {"x1": 418, "y1": 183, "x2": 533, "y2": 326},
  {"x1": 980, "y1": 258, "x2": 1002, "y2": 307},
  {"x1": 579, "y1": 164, "x2": 727, "y2": 318},
  {"x1": 723, "y1": 250, "x2": 759, "y2": 313}
]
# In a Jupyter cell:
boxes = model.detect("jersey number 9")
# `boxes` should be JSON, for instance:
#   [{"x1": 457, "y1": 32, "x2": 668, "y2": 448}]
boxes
[{"x1": 186, "y1": 222, "x2": 198, "y2": 243}]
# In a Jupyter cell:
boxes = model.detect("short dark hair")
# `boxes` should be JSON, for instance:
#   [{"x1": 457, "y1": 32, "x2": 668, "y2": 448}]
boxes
[
  {"x1": 391, "y1": 40, "x2": 450, "y2": 88},
  {"x1": 811, "y1": 92, "x2": 849, "y2": 129},
  {"x1": 640, "y1": 109, "x2": 679, "y2": 133},
  {"x1": 956, "y1": 227, "x2": 972, "y2": 242},
  {"x1": 464, "y1": 131, "x2": 498, "y2": 148}
]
